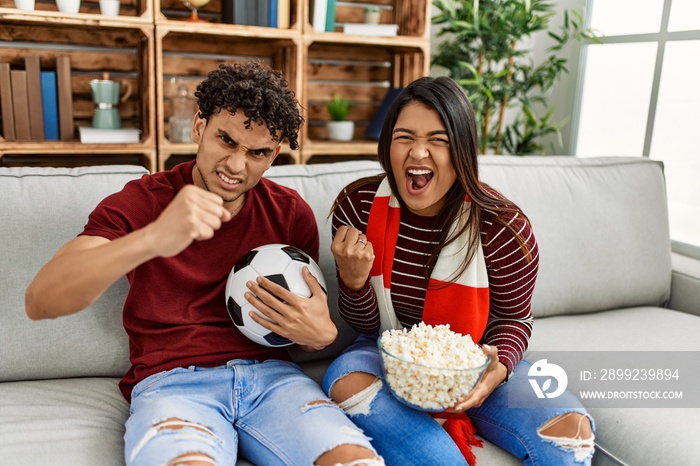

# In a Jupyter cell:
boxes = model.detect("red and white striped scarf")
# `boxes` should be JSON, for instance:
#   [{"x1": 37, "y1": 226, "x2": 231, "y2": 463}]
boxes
[{"x1": 366, "y1": 178, "x2": 490, "y2": 342}]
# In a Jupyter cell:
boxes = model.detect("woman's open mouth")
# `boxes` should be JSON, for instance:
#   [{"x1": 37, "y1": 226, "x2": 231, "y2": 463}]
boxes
[{"x1": 406, "y1": 168, "x2": 433, "y2": 195}]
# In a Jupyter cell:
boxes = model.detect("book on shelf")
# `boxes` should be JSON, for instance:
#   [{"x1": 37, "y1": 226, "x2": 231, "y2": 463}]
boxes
[
  {"x1": 256, "y1": 0, "x2": 269, "y2": 27},
  {"x1": 10, "y1": 70, "x2": 31, "y2": 140},
  {"x1": 310, "y1": 0, "x2": 327, "y2": 32},
  {"x1": 277, "y1": 0, "x2": 290, "y2": 28},
  {"x1": 342, "y1": 23, "x2": 398, "y2": 37},
  {"x1": 56, "y1": 55, "x2": 74, "y2": 141},
  {"x1": 25, "y1": 55, "x2": 45, "y2": 140},
  {"x1": 325, "y1": 0, "x2": 336, "y2": 32},
  {"x1": 268, "y1": 0, "x2": 277, "y2": 28},
  {"x1": 0, "y1": 62, "x2": 16, "y2": 140},
  {"x1": 41, "y1": 71, "x2": 60, "y2": 141},
  {"x1": 240, "y1": 0, "x2": 256, "y2": 25},
  {"x1": 78, "y1": 126, "x2": 141, "y2": 144},
  {"x1": 223, "y1": 0, "x2": 276, "y2": 26},
  {"x1": 221, "y1": 0, "x2": 234, "y2": 24}
]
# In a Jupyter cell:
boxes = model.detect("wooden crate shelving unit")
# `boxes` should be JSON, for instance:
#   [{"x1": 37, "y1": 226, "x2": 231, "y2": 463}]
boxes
[
  {"x1": 0, "y1": 0, "x2": 157, "y2": 171},
  {"x1": 0, "y1": 0, "x2": 429, "y2": 171}
]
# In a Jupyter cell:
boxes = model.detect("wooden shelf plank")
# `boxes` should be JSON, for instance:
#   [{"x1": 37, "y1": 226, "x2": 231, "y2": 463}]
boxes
[
  {"x1": 155, "y1": 20, "x2": 300, "y2": 40},
  {"x1": 305, "y1": 30, "x2": 427, "y2": 48}
]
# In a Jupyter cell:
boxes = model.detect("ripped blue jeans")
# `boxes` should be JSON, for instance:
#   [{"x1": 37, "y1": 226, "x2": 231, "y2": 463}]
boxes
[
  {"x1": 323, "y1": 334, "x2": 595, "y2": 466},
  {"x1": 125, "y1": 359, "x2": 377, "y2": 466}
]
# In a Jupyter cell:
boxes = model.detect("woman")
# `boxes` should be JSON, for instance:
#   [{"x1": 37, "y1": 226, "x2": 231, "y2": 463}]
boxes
[{"x1": 323, "y1": 76, "x2": 594, "y2": 465}]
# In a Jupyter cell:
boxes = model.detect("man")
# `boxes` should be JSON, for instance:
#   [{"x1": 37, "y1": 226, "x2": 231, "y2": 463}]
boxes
[{"x1": 26, "y1": 62, "x2": 382, "y2": 466}]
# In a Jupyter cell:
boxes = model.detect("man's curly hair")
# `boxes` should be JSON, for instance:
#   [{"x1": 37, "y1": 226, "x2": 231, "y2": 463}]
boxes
[{"x1": 195, "y1": 61, "x2": 304, "y2": 150}]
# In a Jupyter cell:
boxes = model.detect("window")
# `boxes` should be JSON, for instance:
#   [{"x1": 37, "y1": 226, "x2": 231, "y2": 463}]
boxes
[{"x1": 574, "y1": 0, "x2": 700, "y2": 250}]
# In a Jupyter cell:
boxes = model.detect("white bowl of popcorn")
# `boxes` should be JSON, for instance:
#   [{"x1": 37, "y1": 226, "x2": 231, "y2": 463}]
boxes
[{"x1": 378, "y1": 323, "x2": 490, "y2": 412}]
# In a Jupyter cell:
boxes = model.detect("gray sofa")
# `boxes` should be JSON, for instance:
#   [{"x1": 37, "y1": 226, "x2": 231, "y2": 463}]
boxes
[{"x1": 1, "y1": 156, "x2": 699, "y2": 465}]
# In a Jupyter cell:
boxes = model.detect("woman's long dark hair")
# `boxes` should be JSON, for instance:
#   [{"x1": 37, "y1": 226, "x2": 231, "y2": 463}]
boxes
[{"x1": 333, "y1": 76, "x2": 532, "y2": 284}]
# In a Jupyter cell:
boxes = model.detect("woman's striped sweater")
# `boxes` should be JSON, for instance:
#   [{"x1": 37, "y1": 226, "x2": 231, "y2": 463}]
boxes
[{"x1": 332, "y1": 180, "x2": 539, "y2": 374}]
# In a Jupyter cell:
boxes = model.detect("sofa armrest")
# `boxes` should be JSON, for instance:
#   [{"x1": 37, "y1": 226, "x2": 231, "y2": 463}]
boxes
[{"x1": 668, "y1": 252, "x2": 700, "y2": 317}]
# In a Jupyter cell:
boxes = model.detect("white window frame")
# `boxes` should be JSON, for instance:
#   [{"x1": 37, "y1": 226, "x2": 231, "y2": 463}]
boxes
[{"x1": 572, "y1": 0, "x2": 700, "y2": 259}]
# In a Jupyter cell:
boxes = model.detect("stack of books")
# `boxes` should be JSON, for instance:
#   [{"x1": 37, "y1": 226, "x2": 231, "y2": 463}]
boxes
[
  {"x1": 0, "y1": 56, "x2": 74, "y2": 142},
  {"x1": 1, "y1": 56, "x2": 143, "y2": 145},
  {"x1": 221, "y1": 0, "x2": 291, "y2": 28}
]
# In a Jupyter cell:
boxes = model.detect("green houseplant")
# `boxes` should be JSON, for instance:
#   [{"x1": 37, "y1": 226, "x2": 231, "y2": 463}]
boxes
[
  {"x1": 326, "y1": 95, "x2": 354, "y2": 141},
  {"x1": 326, "y1": 94, "x2": 351, "y2": 121},
  {"x1": 432, "y1": 0, "x2": 596, "y2": 155}
]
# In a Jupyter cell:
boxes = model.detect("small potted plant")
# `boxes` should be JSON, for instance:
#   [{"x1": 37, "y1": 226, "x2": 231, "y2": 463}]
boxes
[
  {"x1": 364, "y1": 6, "x2": 381, "y2": 24},
  {"x1": 326, "y1": 94, "x2": 354, "y2": 141}
]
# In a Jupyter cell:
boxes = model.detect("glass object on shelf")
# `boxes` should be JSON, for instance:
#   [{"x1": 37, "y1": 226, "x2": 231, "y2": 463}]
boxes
[
  {"x1": 168, "y1": 78, "x2": 196, "y2": 143},
  {"x1": 182, "y1": 0, "x2": 210, "y2": 22}
]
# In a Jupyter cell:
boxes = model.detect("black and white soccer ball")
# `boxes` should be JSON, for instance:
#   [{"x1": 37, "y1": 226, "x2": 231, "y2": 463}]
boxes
[{"x1": 225, "y1": 244, "x2": 327, "y2": 347}]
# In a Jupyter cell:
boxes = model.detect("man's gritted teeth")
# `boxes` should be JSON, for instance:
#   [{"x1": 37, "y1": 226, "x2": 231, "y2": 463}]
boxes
[
  {"x1": 218, "y1": 171, "x2": 242, "y2": 186},
  {"x1": 407, "y1": 168, "x2": 434, "y2": 190}
]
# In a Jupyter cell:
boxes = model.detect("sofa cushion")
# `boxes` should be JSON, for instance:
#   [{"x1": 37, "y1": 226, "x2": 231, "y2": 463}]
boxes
[
  {"x1": 478, "y1": 156, "x2": 672, "y2": 318},
  {"x1": 0, "y1": 378, "x2": 128, "y2": 466},
  {"x1": 0, "y1": 165, "x2": 148, "y2": 382},
  {"x1": 591, "y1": 406, "x2": 700, "y2": 466},
  {"x1": 527, "y1": 306, "x2": 700, "y2": 352}
]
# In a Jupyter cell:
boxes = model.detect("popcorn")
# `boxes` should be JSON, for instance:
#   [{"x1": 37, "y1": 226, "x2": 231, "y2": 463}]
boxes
[{"x1": 379, "y1": 323, "x2": 489, "y2": 411}]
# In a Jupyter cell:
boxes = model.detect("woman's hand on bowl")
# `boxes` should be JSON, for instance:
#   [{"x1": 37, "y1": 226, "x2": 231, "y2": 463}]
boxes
[{"x1": 444, "y1": 344, "x2": 507, "y2": 412}]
